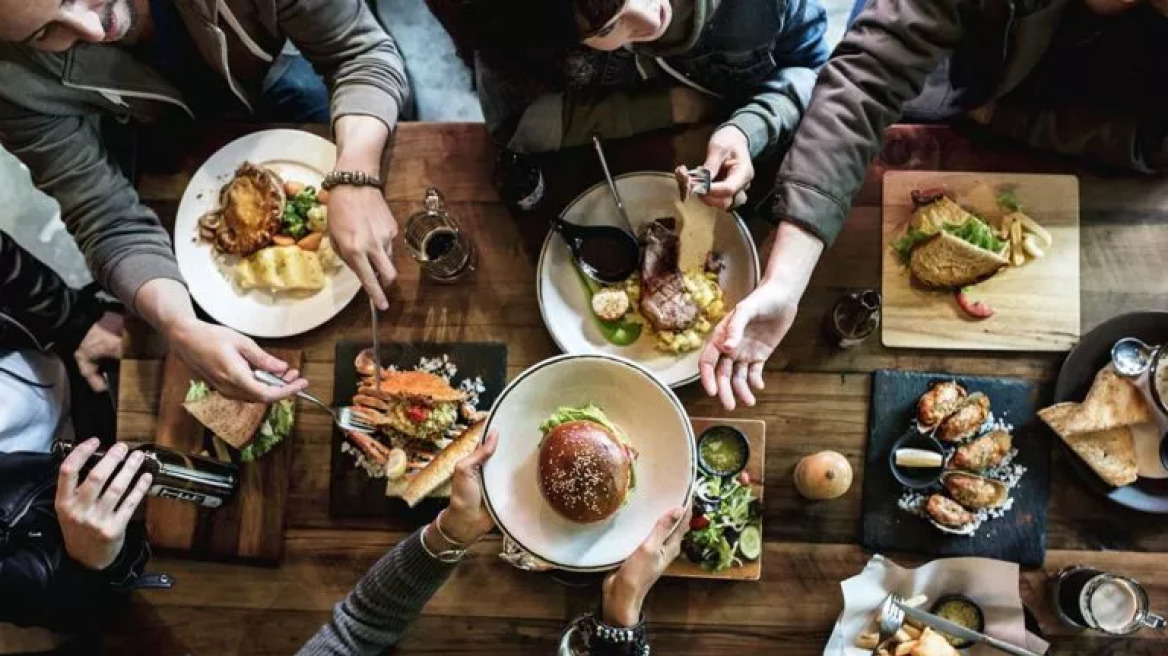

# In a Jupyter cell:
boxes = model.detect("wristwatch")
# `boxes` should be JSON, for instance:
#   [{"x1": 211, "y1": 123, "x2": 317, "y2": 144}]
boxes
[{"x1": 321, "y1": 170, "x2": 383, "y2": 191}]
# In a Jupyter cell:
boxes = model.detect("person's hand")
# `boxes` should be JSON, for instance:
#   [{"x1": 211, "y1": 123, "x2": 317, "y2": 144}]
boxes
[
  {"x1": 55, "y1": 438, "x2": 153, "y2": 570},
  {"x1": 430, "y1": 429, "x2": 499, "y2": 546},
  {"x1": 74, "y1": 312, "x2": 124, "y2": 392},
  {"x1": 700, "y1": 125, "x2": 753, "y2": 210},
  {"x1": 699, "y1": 279, "x2": 797, "y2": 409},
  {"x1": 327, "y1": 185, "x2": 399, "y2": 311},
  {"x1": 601, "y1": 506, "x2": 691, "y2": 627},
  {"x1": 699, "y1": 222, "x2": 825, "y2": 410},
  {"x1": 166, "y1": 317, "x2": 306, "y2": 402}
]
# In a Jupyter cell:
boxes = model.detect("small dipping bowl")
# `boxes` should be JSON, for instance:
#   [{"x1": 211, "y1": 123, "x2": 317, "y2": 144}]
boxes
[
  {"x1": 697, "y1": 425, "x2": 750, "y2": 477},
  {"x1": 889, "y1": 431, "x2": 946, "y2": 489},
  {"x1": 930, "y1": 594, "x2": 985, "y2": 649},
  {"x1": 1149, "y1": 343, "x2": 1168, "y2": 416}
]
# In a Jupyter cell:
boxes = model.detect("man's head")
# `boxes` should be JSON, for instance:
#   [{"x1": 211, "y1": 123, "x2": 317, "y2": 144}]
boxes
[
  {"x1": 1084, "y1": 0, "x2": 1168, "y2": 15},
  {"x1": 0, "y1": 0, "x2": 142, "y2": 52}
]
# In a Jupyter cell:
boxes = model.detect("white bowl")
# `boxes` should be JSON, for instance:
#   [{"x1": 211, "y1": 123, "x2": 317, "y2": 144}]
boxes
[{"x1": 482, "y1": 354, "x2": 695, "y2": 571}]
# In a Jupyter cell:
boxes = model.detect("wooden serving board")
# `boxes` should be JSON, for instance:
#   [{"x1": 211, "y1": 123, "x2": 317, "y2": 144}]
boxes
[
  {"x1": 143, "y1": 349, "x2": 300, "y2": 564},
  {"x1": 881, "y1": 171, "x2": 1080, "y2": 351},
  {"x1": 861, "y1": 370, "x2": 1051, "y2": 567},
  {"x1": 665, "y1": 417, "x2": 765, "y2": 581}
]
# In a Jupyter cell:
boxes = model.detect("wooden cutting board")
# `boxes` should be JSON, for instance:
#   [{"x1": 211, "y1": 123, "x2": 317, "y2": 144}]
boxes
[
  {"x1": 881, "y1": 171, "x2": 1080, "y2": 351},
  {"x1": 144, "y1": 349, "x2": 300, "y2": 564},
  {"x1": 665, "y1": 417, "x2": 765, "y2": 581}
]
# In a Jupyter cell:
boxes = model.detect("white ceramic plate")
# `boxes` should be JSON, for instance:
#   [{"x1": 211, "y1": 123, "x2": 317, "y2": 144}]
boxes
[
  {"x1": 537, "y1": 172, "x2": 760, "y2": 388},
  {"x1": 482, "y1": 354, "x2": 696, "y2": 571},
  {"x1": 174, "y1": 129, "x2": 361, "y2": 338}
]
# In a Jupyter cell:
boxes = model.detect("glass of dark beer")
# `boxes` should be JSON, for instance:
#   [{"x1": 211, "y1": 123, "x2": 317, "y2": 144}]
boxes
[{"x1": 1050, "y1": 566, "x2": 1165, "y2": 635}]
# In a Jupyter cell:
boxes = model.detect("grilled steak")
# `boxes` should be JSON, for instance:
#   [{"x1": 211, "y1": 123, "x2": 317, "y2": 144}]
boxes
[{"x1": 640, "y1": 220, "x2": 698, "y2": 332}]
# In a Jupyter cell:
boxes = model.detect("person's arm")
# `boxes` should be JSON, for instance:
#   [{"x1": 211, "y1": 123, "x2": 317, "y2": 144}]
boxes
[
  {"x1": 977, "y1": 99, "x2": 1168, "y2": 173},
  {"x1": 0, "y1": 108, "x2": 181, "y2": 310},
  {"x1": 772, "y1": 0, "x2": 965, "y2": 245},
  {"x1": 298, "y1": 432, "x2": 501, "y2": 655},
  {"x1": 0, "y1": 230, "x2": 105, "y2": 355},
  {"x1": 723, "y1": 0, "x2": 830, "y2": 160},
  {"x1": 275, "y1": 0, "x2": 409, "y2": 308}
]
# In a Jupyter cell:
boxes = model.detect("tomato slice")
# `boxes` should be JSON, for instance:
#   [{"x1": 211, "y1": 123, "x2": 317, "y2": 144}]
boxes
[
  {"x1": 690, "y1": 515, "x2": 710, "y2": 530},
  {"x1": 406, "y1": 405, "x2": 430, "y2": 424},
  {"x1": 955, "y1": 288, "x2": 995, "y2": 319}
]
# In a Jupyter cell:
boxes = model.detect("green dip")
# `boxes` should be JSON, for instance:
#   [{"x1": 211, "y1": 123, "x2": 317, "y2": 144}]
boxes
[{"x1": 699, "y1": 427, "x2": 747, "y2": 475}]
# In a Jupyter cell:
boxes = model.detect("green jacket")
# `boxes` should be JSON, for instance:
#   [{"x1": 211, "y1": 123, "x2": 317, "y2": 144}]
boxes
[
  {"x1": 773, "y1": 0, "x2": 1168, "y2": 247},
  {"x1": 476, "y1": 0, "x2": 829, "y2": 159},
  {"x1": 0, "y1": 0, "x2": 408, "y2": 308}
]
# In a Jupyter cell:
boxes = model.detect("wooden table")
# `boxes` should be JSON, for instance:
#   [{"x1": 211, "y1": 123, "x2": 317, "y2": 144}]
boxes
[{"x1": 112, "y1": 123, "x2": 1168, "y2": 655}]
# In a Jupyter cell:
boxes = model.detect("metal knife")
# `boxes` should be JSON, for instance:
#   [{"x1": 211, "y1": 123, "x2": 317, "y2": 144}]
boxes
[
  {"x1": 897, "y1": 603, "x2": 1043, "y2": 656},
  {"x1": 369, "y1": 298, "x2": 383, "y2": 386}
]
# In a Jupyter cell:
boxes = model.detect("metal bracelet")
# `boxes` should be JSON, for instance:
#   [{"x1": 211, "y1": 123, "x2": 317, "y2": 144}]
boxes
[
  {"x1": 419, "y1": 524, "x2": 468, "y2": 563},
  {"x1": 433, "y1": 509, "x2": 475, "y2": 549},
  {"x1": 321, "y1": 170, "x2": 383, "y2": 191}
]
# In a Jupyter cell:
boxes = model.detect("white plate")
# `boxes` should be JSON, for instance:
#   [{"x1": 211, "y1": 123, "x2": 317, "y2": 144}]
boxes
[
  {"x1": 537, "y1": 172, "x2": 760, "y2": 388},
  {"x1": 482, "y1": 354, "x2": 695, "y2": 571},
  {"x1": 174, "y1": 129, "x2": 361, "y2": 338}
]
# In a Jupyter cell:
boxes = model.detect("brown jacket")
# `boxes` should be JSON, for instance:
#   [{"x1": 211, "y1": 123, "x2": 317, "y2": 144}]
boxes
[
  {"x1": 772, "y1": 0, "x2": 1166, "y2": 247},
  {"x1": 0, "y1": 0, "x2": 408, "y2": 307}
]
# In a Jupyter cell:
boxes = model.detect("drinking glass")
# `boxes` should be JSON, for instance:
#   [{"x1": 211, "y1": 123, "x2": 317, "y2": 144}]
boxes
[
  {"x1": 1050, "y1": 566, "x2": 1165, "y2": 635},
  {"x1": 403, "y1": 188, "x2": 475, "y2": 283}
]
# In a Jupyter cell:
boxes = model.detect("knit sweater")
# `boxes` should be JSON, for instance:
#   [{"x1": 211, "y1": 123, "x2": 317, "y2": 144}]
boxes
[
  {"x1": 298, "y1": 529, "x2": 643, "y2": 655},
  {"x1": 297, "y1": 530, "x2": 456, "y2": 655}
]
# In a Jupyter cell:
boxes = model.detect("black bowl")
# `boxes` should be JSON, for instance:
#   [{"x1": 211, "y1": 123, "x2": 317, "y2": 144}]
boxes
[
  {"x1": 930, "y1": 594, "x2": 985, "y2": 649},
  {"x1": 696, "y1": 425, "x2": 750, "y2": 477},
  {"x1": 888, "y1": 431, "x2": 946, "y2": 489}
]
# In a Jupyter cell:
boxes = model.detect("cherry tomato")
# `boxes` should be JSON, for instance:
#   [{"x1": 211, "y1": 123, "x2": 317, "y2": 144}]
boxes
[{"x1": 690, "y1": 515, "x2": 710, "y2": 531}]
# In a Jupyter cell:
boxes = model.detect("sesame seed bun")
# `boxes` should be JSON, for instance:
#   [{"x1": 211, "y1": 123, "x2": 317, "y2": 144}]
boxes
[{"x1": 538, "y1": 419, "x2": 633, "y2": 524}]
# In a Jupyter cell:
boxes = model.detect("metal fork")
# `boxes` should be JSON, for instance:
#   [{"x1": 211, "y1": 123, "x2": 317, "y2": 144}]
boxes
[
  {"x1": 878, "y1": 594, "x2": 906, "y2": 643},
  {"x1": 252, "y1": 370, "x2": 375, "y2": 434}
]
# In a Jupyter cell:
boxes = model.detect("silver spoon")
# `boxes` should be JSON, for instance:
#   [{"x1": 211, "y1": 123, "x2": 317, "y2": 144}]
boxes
[{"x1": 1112, "y1": 337, "x2": 1157, "y2": 378}]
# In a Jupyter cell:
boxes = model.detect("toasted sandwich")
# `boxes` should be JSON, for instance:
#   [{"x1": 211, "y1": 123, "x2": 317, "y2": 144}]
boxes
[
  {"x1": 893, "y1": 192, "x2": 1008, "y2": 288},
  {"x1": 183, "y1": 381, "x2": 295, "y2": 462}
]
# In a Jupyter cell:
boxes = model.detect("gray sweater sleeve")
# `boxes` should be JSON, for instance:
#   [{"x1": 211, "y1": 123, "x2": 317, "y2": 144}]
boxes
[
  {"x1": 0, "y1": 108, "x2": 182, "y2": 308},
  {"x1": 297, "y1": 530, "x2": 456, "y2": 655}
]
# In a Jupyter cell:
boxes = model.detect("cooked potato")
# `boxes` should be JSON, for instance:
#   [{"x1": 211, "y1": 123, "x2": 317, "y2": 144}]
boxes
[{"x1": 856, "y1": 632, "x2": 880, "y2": 649}]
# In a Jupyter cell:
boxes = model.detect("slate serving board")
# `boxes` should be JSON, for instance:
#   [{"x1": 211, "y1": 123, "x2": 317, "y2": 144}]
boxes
[
  {"x1": 861, "y1": 370, "x2": 1051, "y2": 567},
  {"x1": 329, "y1": 341, "x2": 507, "y2": 521}
]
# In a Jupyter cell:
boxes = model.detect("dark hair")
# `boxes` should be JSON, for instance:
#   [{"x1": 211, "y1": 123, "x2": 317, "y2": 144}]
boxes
[{"x1": 429, "y1": 0, "x2": 625, "y2": 94}]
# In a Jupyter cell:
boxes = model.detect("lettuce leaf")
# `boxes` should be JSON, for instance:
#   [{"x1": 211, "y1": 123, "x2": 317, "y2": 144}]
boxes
[
  {"x1": 892, "y1": 218, "x2": 1005, "y2": 263},
  {"x1": 240, "y1": 398, "x2": 294, "y2": 462}
]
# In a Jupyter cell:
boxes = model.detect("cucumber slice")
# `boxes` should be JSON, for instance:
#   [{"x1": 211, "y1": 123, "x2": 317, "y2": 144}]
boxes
[{"x1": 738, "y1": 524, "x2": 762, "y2": 561}]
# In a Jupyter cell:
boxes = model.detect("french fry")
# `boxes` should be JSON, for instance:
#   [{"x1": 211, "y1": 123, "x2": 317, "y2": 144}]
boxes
[
  {"x1": 1014, "y1": 211, "x2": 1053, "y2": 247},
  {"x1": 856, "y1": 632, "x2": 880, "y2": 649},
  {"x1": 877, "y1": 649, "x2": 892, "y2": 656},
  {"x1": 894, "y1": 629, "x2": 913, "y2": 643},
  {"x1": 1023, "y1": 233, "x2": 1045, "y2": 259},
  {"x1": 894, "y1": 640, "x2": 917, "y2": 656},
  {"x1": 1010, "y1": 218, "x2": 1026, "y2": 266},
  {"x1": 902, "y1": 624, "x2": 922, "y2": 640}
]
